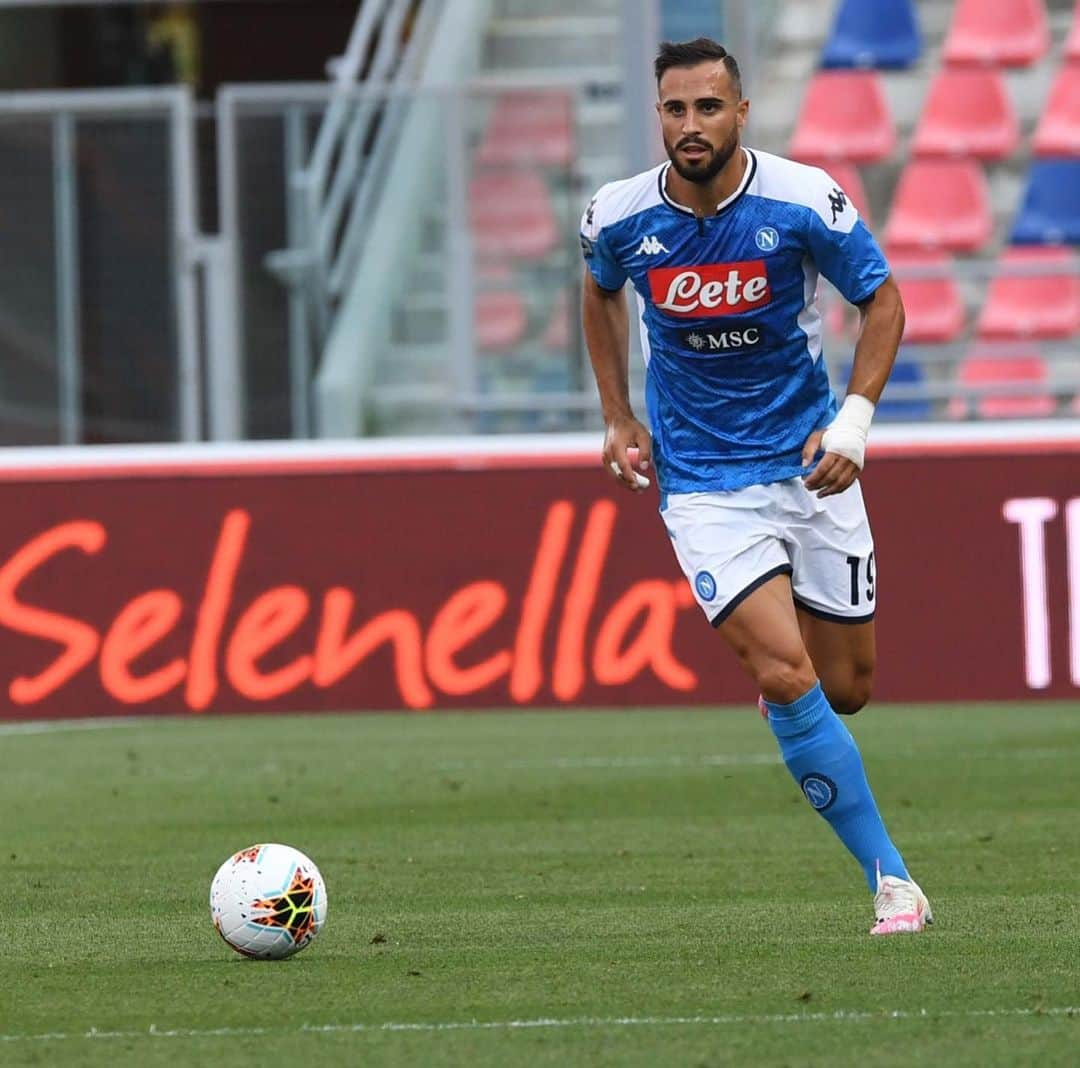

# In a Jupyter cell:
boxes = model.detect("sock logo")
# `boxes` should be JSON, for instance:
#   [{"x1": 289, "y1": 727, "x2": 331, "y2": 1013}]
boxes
[{"x1": 800, "y1": 773, "x2": 837, "y2": 812}]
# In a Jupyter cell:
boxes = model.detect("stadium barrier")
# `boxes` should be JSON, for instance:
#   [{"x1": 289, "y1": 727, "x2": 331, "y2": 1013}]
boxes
[{"x1": 1, "y1": 425, "x2": 1078, "y2": 720}]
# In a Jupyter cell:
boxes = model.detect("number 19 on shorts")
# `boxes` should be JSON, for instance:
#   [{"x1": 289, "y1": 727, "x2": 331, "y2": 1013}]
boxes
[{"x1": 846, "y1": 552, "x2": 875, "y2": 608}]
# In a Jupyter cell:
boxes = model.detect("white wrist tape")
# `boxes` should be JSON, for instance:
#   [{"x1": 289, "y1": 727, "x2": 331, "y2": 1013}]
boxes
[{"x1": 821, "y1": 394, "x2": 875, "y2": 470}]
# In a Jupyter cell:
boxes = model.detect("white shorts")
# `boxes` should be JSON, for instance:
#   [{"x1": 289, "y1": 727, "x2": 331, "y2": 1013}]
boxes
[{"x1": 661, "y1": 478, "x2": 876, "y2": 627}]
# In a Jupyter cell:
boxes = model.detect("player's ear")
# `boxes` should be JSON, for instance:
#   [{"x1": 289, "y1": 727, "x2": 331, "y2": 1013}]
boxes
[{"x1": 737, "y1": 98, "x2": 749, "y2": 128}]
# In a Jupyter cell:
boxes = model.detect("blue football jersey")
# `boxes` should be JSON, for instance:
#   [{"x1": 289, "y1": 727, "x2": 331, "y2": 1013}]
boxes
[{"x1": 580, "y1": 148, "x2": 890, "y2": 493}]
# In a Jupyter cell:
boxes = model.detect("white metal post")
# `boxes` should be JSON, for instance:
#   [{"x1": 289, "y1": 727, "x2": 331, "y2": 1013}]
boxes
[{"x1": 52, "y1": 111, "x2": 81, "y2": 445}]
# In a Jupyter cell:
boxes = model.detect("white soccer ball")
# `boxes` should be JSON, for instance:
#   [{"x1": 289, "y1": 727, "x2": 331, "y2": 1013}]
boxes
[{"x1": 210, "y1": 843, "x2": 327, "y2": 960}]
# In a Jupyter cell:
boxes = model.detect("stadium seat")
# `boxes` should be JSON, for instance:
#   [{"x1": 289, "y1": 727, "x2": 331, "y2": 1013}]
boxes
[
  {"x1": 911, "y1": 68, "x2": 1019, "y2": 160},
  {"x1": 878, "y1": 357, "x2": 932, "y2": 421},
  {"x1": 947, "y1": 347, "x2": 1055, "y2": 419},
  {"x1": 838, "y1": 355, "x2": 931, "y2": 420},
  {"x1": 1010, "y1": 159, "x2": 1080, "y2": 244},
  {"x1": 943, "y1": 0, "x2": 1050, "y2": 67},
  {"x1": 1032, "y1": 64, "x2": 1080, "y2": 156},
  {"x1": 886, "y1": 248, "x2": 965, "y2": 343},
  {"x1": 789, "y1": 71, "x2": 896, "y2": 164},
  {"x1": 1068, "y1": 0, "x2": 1080, "y2": 61},
  {"x1": 469, "y1": 170, "x2": 559, "y2": 260},
  {"x1": 977, "y1": 246, "x2": 1080, "y2": 339},
  {"x1": 821, "y1": 0, "x2": 922, "y2": 69},
  {"x1": 884, "y1": 159, "x2": 992, "y2": 252},
  {"x1": 476, "y1": 290, "x2": 528, "y2": 351},
  {"x1": 476, "y1": 90, "x2": 574, "y2": 168},
  {"x1": 543, "y1": 288, "x2": 571, "y2": 350}
]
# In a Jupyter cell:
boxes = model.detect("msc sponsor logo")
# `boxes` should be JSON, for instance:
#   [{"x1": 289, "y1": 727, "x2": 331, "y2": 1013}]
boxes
[
  {"x1": 648, "y1": 260, "x2": 771, "y2": 318},
  {"x1": 684, "y1": 326, "x2": 762, "y2": 352}
]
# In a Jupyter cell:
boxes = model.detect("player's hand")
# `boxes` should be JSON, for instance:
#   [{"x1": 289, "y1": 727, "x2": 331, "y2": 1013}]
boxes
[
  {"x1": 603, "y1": 415, "x2": 653, "y2": 493},
  {"x1": 801, "y1": 429, "x2": 860, "y2": 498}
]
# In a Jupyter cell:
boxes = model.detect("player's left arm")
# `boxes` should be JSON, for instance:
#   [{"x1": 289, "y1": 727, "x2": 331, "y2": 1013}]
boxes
[
  {"x1": 803, "y1": 276, "x2": 905, "y2": 497},
  {"x1": 799, "y1": 171, "x2": 905, "y2": 497}
]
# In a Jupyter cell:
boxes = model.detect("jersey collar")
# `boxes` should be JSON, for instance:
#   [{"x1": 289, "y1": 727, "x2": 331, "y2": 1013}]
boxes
[{"x1": 658, "y1": 148, "x2": 757, "y2": 217}]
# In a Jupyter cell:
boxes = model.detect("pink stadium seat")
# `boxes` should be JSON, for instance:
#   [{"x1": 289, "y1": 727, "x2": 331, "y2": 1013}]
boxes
[
  {"x1": 883, "y1": 159, "x2": 992, "y2": 252},
  {"x1": 948, "y1": 347, "x2": 1055, "y2": 419},
  {"x1": 469, "y1": 171, "x2": 558, "y2": 261},
  {"x1": 543, "y1": 288, "x2": 571, "y2": 350},
  {"x1": 1032, "y1": 64, "x2": 1080, "y2": 156},
  {"x1": 476, "y1": 290, "x2": 528, "y2": 351},
  {"x1": 977, "y1": 246, "x2": 1080, "y2": 339},
  {"x1": 943, "y1": 0, "x2": 1050, "y2": 67},
  {"x1": 789, "y1": 70, "x2": 896, "y2": 164},
  {"x1": 1067, "y1": 0, "x2": 1080, "y2": 62},
  {"x1": 886, "y1": 247, "x2": 965, "y2": 343},
  {"x1": 912, "y1": 68, "x2": 1019, "y2": 160},
  {"x1": 476, "y1": 90, "x2": 574, "y2": 168}
]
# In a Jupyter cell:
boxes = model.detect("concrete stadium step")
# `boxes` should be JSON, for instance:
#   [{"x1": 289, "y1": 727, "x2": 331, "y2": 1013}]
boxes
[
  {"x1": 484, "y1": 16, "x2": 619, "y2": 70},
  {"x1": 495, "y1": 0, "x2": 618, "y2": 15}
]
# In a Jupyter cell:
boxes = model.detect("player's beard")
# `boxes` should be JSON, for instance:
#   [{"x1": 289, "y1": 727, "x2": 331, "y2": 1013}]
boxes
[{"x1": 667, "y1": 125, "x2": 740, "y2": 184}]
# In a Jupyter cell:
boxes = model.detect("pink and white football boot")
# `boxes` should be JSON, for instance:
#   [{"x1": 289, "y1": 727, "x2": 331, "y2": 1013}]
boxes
[{"x1": 870, "y1": 861, "x2": 934, "y2": 935}]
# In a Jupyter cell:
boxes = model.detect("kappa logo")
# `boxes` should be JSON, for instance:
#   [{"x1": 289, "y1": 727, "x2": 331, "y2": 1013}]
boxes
[
  {"x1": 636, "y1": 235, "x2": 669, "y2": 256},
  {"x1": 828, "y1": 187, "x2": 848, "y2": 224}
]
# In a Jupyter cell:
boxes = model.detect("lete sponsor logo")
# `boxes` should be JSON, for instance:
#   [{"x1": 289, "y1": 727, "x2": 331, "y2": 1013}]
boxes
[
  {"x1": 648, "y1": 260, "x2": 771, "y2": 318},
  {"x1": 0, "y1": 502, "x2": 699, "y2": 713}
]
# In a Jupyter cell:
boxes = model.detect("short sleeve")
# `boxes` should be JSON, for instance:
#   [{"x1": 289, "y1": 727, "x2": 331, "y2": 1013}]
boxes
[
  {"x1": 804, "y1": 171, "x2": 889, "y2": 306},
  {"x1": 580, "y1": 192, "x2": 628, "y2": 292}
]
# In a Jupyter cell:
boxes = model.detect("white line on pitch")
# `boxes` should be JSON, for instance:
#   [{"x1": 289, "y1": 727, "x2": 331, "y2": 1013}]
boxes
[
  {"x1": 0, "y1": 717, "x2": 156, "y2": 737},
  {"x1": 435, "y1": 753, "x2": 782, "y2": 771},
  {"x1": 1, "y1": 1006, "x2": 1075, "y2": 1044}
]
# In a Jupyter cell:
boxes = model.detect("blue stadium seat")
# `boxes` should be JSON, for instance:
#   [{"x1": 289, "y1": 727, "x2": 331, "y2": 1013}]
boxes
[
  {"x1": 838, "y1": 355, "x2": 931, "y2": 421},
  {"x1": 822, "y1": 0, "x2": 922, "y2": 69},
  {"x1": 1011, "y1": 160, "x2": 1080, "y2": 245}
]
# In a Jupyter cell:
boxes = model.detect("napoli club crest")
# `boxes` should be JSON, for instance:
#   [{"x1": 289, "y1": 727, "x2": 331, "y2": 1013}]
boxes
[
  {"x1": 755, "y1": 226, "x2": 780, "y2": 252},
  {"x1": 800, "y1": 773, "x2": 838, "y2": 811},
  {"x1": 694, "y1": 570, "x2": 717, "y2": 601}
]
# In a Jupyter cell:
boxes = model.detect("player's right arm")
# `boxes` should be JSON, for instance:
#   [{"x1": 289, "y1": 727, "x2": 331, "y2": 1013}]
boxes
[
  {"x1": 580, "y1": 190, "x2": 652, "y2": 492},
  {"x1": 581, "y1": 270, "x2": 652, "y2": 491}
]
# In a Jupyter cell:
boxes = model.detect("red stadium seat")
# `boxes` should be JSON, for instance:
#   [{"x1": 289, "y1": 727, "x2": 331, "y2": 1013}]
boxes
[
  {"x1": 1032, "y1": 64, "x2": 1080, "y2": 156},
  {"x1": 543, "y1": 288, "x2": 571, "y2": 350},
  {"x1": 911, "y1": 68, "x2": 1019, "y2": 160},
  {"x1": 943, "y1": 0, "x2": 1050, "y2": 67},
  {"x1": 476, "y1": 90, "x2": 574, "y2": 168},
  {"x1": 476, "y1": 290, "x2": 528, "y2": 351},
  {"x1": 789, "y1": 70, "x2": 896, "y2": 164},
  {"x1": 883, "y1": 159, "x2": 992, "y2": 252},
  {"x1": 977, "y1": 246, "x2": 1080, "y2": 339},
  {"x1": 947, "y1": 347, "x2": 1055, "y2": 419},
  {"x1": 885, "y1": 247, "x2": 965, "y2": 343},
  {"x1": 1067, "y1": 0, "x2": 1080, "y2": 62},
  {"x1": 469, "y1": 170, "x2": 559, "y2": 261}
]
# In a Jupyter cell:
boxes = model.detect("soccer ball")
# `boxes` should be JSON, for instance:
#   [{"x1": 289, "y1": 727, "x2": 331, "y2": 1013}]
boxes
[{"x1": 210, "y1": 843, "x2": 327, "y2": 960}]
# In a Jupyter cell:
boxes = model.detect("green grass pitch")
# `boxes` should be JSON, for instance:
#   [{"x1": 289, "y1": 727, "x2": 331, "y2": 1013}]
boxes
[{"x1": 2, "y1": 703, "x2": 1079, "y2": 1066}]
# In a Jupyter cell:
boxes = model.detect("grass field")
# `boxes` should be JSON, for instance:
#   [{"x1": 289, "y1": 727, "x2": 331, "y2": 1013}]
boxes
[{"x1": 2, "y1": 703, "x2": 1079, "y2": 1067}]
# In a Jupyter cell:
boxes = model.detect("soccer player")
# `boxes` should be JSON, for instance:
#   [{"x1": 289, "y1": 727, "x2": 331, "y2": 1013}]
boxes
[{"x1": 580, "y1": 38, "x2": 931, "y2": 935}]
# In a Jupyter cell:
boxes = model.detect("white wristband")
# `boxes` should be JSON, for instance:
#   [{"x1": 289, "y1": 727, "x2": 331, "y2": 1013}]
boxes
[{"x1": 821, "y1": 394, "x2": 875, "y2": 470}]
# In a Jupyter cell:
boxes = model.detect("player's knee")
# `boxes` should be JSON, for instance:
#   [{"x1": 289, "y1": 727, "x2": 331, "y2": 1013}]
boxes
[
  {"x1": 755, "y1": 658, "x2": 818, "y2": 706},
  {"x1": 828, "y1": 669, "x2": 874, "y2": 715}
]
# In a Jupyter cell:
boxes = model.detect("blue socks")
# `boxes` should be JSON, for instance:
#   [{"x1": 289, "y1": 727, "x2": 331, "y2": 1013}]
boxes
[{"x1": 764, "y1": 682, "x2": 908, "y2": 890}]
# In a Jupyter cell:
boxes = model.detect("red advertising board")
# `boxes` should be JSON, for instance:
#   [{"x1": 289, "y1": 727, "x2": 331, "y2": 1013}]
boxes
[{"x1": 0, "y1": 432, "x2": 1078, "y2": 720}]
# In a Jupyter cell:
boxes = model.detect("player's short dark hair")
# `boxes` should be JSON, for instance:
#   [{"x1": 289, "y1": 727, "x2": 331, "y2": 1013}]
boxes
[{"x1": 654, "y1": 38, "x2": 743, "y2": 99}]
